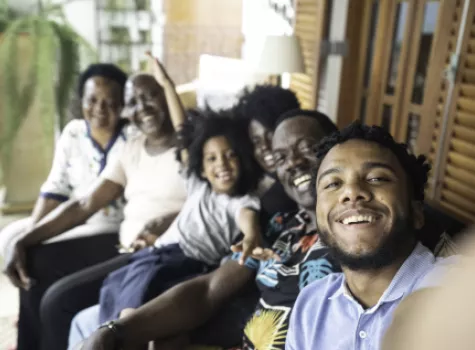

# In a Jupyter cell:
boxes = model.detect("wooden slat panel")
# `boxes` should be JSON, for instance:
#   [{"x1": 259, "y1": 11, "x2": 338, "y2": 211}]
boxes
[
  {"x1": 459, "y1": 83, "x2": 475, "y2": 97},
  {"x1": 302, "y1": 57, "x2": 316, "y2": 71},
  {"x1": 297, "y1": 0, "x2": 320, "y2": 4},
  {"x1": 455, "y1": 111, "x2": 475, "y2": 128},
  {"x1": 290, "y1": 0, "x2": 327, "y2": 110},
  {"x1": 302, "y1": 47, "x2": 316, "y2": 61},
  {"x1": 457, "y1": 96, "x2": 475, "y2": 113},
  {"x1": 452, "y1": 124, "x2": 475, "y2": 143},
  {"x1": 462, "y1": 68, "x2": 475, "y2": 84},
  {"x1": 299, "y1": 39, "x2": 318, "y2": 51},
  {"x1": 450, "y1": 138, "x2": 475, "y2": 159},
  {"x1": 465, "y1": 54, "x2": 475, "y2": 68},
  {"x1": 290, "y1": 79, "x2": 314, "y2": 94},
  {"x1": 291, "y1": 73, "x2": 313, "y2": 85},
  {"x1": 447, "y1": 151, "x2": 475, "y2": 173},
  {"x1": 295, "y1": 21, "x2": 319, "y2": 33},
  {"x1": 297, "y1": 31, "x2": 317, "y2": 42},
  {"x1": 439, "y1": 201, "x2": 475, "y2": 222},
  {"x1": 468, "y1": 38, "x2": 475, "y2": 53},
  {"x1": 297, "y1": 2, "x2": 318, "y2": 13},
  {"x1": 440, "y1": 190, "x2": 475, "y2": 217},
  {"x1": 446, "y1": 164, "x2": 475, "y2": 189},
  {"x1": 444, "y1": 176, "x2": 475, "y2": 202},
  {"x1": 298, "y1": 13, "x2": 318, "y2": 24}
]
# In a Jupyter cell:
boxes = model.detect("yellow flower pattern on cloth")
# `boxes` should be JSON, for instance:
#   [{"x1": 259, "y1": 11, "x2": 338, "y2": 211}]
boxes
[{"x1": 244, "y1": 309, "x2": 288, "y2": 350}]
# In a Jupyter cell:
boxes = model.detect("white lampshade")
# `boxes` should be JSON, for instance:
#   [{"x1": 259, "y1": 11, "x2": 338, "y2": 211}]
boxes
[{"x1": 255, "y1": 35, "x2": 305, "y2": 74}]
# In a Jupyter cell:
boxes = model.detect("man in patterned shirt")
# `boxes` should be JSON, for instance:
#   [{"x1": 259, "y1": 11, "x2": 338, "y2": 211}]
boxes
[{"x1": 78, "y1": 109, "x2": 339, "y2": 350}]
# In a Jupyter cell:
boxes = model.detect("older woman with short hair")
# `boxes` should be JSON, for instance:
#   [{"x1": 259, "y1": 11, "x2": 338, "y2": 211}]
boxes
[{"x1": 4, "y1": 72, "x2": 188, "y2": 350}]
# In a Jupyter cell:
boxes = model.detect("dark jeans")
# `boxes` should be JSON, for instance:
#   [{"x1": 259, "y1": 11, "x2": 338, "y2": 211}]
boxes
[
  {"x1": 17, "y1": 233, "x2": 120, "y2": 350},
  {"x1": 99, "y1": 244, "x2": 211, "y2": 323}
]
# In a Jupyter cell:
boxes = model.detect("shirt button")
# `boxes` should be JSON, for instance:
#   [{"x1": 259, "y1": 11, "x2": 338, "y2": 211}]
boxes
[{"x1": 359, "y1": 331, "x2": 367, "y2": 339}]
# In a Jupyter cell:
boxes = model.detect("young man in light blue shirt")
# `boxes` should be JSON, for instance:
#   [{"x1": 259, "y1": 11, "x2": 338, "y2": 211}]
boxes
[{"x1": 286, "y1": 122, "x2": 456, "y2": 350}]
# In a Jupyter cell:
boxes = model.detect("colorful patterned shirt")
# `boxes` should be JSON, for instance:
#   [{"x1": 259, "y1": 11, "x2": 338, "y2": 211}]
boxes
[
  {"x1": 230, "y1": 210, "x2": 340, "y2": 350},
  {"x1": 40, "y1": 119, "x2": 127, "y2": 225}
]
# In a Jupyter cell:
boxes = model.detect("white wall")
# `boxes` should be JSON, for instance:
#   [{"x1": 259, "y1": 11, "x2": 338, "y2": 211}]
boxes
[
  {"x1": 241, "y1": 0, "x2": 292, "y2": 69},
  {"x1": 10, "y1": 0, "x2": 166, "y2": 69},
  {"x1": 57, "y1": 0, "x2": 98, "y2": 50},
  {"x1": 10, "y1": 0, "x2": 98, "y2": 50}
]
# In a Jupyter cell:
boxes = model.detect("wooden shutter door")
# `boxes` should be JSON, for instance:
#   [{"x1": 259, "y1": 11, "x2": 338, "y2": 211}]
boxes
[
  {"x1": 290, "y1": 0, "x2": 327, "y2": 109},
  {"x1": 418, "y1": 0, "x2": 475, "y2": 222}
]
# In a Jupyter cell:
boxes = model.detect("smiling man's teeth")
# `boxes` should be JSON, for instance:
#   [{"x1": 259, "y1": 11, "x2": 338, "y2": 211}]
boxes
[
  {"x1": 142, "y1": 115, "x2": 154, "y2": 123},
  {"x1": 293, "y1": 174, "x2": 311, "y2": 186},
  {"x1": 341, "y1": 215, "x2": 376, "y2": 225},
  {"x1": 264, "y1": 155, "x2": 274, "y2": 162}
]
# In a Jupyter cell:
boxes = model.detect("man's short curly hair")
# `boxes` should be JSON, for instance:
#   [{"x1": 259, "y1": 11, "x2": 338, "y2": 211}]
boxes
[
  {"x1": 275, "y1": 109, "x2": 338, "y2": 135},
  {"x1": 184, "y1": 108, "x2": 263, "y2": 196},
  {"x1": 235, "y1": 85, "x2": 300, "y2": 130},
  {"x1": 78, "y1": 63, "x2": 128, "y2": 98},
  {"x1": 312, "y1": 122, "x2": 431, "y2": 201}
]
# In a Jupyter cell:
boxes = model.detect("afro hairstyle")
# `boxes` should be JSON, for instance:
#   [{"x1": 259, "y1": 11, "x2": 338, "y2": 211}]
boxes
[
  {"x1": 311, "y1": 121, "x2": 431, "y2": 201},
  {"x1": 183, "y1": 108, "x2": 263, "y2": 196},
  {"x1": 235, "y1": 85, "x2": 300, "y2": 130}
]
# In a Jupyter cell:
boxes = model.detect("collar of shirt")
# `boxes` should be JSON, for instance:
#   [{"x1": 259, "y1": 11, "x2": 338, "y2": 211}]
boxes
[
  {"x1": 328, "y1": 242, "x2": 436, "y2": 310},
  {"x1": 291, "y1": 209, "x2": 314, "y2": 235},
  {"x1": 85, "y1": 119, "x2": 128, "y2": 154}
]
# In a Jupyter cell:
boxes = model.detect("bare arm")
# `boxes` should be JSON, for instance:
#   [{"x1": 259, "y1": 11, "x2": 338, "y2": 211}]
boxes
[
  {"x1": 129, "y1": 212, "x2": 180, "y2": 251},
  {"x1": 20, "y1": 179, "x2": 124, "y2": 247},
  {"x1": 29, "y1": 197, "x2": 62, "y2": 225},
  {"x1": 145, "y1": 212, "x2": 179, "y2": 237},
  {"x1": 236, "y1": 208, "x2": 263, "y2": 264},
  {"x1": 82, "y1": 260, "x2": 254, "y2": 348},
  {"x1": 147, "y1": 52, "x2": 189, "y2": 164}
]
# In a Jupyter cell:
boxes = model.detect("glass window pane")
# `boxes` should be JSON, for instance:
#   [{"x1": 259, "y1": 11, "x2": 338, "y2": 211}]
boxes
[
  {"x1": 411, "y1": 2, "x2": 440, "y2": 104},
  {"x1": 382, "y1": 104, "x2": 392, "y2": 131},
  {"x1": 385, "y1": 2, "x2": 409, "y2": 95},
  {"x1": 363, "y1": 1, "x2": 379, "y2": 88}
]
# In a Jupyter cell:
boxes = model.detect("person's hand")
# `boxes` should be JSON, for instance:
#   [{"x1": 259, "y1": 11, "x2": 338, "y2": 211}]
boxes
[
  {"x1": 231, "y1": 236, "x2": 279, "y2": 265},
  {"x1": 129, "y1": 219, "x2": 162, "y2": 252},
  {"x1": 3, "y1": 240, "x2": 32, "y2": 289},
  {"x1": 78, "y1": 328, "x2": 117, "y2": 350},
  {"x1": 146, "y1": 52, "x2": 171, "y2": 87}
]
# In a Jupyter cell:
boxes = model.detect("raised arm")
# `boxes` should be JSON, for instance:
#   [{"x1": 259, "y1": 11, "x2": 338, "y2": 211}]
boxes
[{"x1": 147, "y1": 52, "x2": 189, "y2": 164}]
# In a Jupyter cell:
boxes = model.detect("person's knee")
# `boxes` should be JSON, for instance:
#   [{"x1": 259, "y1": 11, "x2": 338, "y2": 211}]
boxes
[
  {"x1": 68, "y1": 305, "x2": 101, "y2": 348},
  {"x1": 0, "y1": 217, "x2": 31, "y2": 258}
]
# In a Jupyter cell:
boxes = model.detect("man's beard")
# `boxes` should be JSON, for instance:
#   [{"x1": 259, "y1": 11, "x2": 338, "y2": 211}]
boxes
[{"x1": 318, "y1": 213, "x2": 415, "y2": 271}]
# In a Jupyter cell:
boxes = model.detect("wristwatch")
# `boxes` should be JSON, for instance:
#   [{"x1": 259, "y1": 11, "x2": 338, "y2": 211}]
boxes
[{"x1": 98, "y1": 320, "x2": 124, "y2": 345}]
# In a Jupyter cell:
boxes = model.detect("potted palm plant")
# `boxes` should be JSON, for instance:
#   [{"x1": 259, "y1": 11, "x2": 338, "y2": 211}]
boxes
[{"x1": 0, "y1": 0, "x2": 97, "y2": 210}]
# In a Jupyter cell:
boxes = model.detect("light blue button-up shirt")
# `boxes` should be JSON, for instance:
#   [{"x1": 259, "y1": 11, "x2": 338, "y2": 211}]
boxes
[{"x1": 286, "y1": 243, "x2": 456, "y2": 350}]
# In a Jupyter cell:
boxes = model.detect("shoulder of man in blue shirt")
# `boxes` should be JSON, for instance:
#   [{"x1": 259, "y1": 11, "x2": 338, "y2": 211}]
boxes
[{"x1": 286, "y1": 244, "x2": 460, "y2": 350}]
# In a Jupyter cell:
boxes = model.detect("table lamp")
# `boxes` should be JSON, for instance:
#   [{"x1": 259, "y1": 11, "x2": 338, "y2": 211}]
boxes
[{"x1": 255, "y1": 34, "x2": 305, "y2": 86}]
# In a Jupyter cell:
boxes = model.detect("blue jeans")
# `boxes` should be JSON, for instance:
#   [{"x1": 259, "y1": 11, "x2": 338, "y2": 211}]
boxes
[{"x1": 68, "y1": 304, "x2": 101, "y2": 349}]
